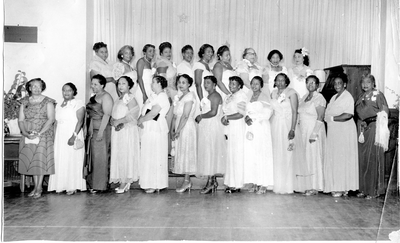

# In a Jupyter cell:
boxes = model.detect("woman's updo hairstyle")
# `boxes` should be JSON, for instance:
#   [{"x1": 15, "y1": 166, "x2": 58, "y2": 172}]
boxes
[
  {"x1": 305, "y1": 75, "x2": 320, "y2": 86},
  {"x1": 92, "y1": 74, "x2": 107, "y2": 88},
  {"x1": 93, "y1": 42, "x2": 107, "y2": 52},
  {"x1": 198, "y1": 44, "x2": 214, "y2": 58},
  {"x1": 204, "y1": 75, "x2": 218, "y2": 85},
  {"x1": 294, "y1": 48, "x2": 310, "y2": 66},
  {"x1": 267, "y1": 49, "x2": 284, "y2": 61},
  {"x1": 242, "y1": 48, "x2": 257, "y2": 59},
  {"x1": 273, "y1": 73, "x2": 290, "y2": 87},
  {"x1": 217, "y1": 45, "x2": 230, "y2": 60},
  {"x1": 117, "y1": 76, "x2": 135, "y2": 89},
  {"x1": 117, "y1": 45, "x2": 134, "y2": 61},
  {"x1": 361, "y1": 74, "x2": 376, "y2": 88},
  {"x1": 63, "y1": 82, "x2": 78, "y2": 96},
  {"x1": 229, "y1": 76, "x2": 244, "y2": 89},
  {"x1": 176, "y1": 74, "x2": 194, "y2": 88},
  {"x1": 159, "y1": 42, "x2": 172, "y2": 54},
  {"x1": 251, "y1": 76, "x2": 264, "y2": 88},
  {"x1": 142, "y1": 44, "x2": 155, "y2": 54},
  {"x1": 181, "y1": 45, "x2": 193, "y2": 54},
  {"x1": 153, "y1": 75, "x2": 168, "y2": 89},
  {"x1": 26, "y1": 78, "x2": 46, "y2": 96}
]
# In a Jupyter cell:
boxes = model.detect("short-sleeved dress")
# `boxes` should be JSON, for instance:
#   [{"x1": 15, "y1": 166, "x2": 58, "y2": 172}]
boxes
[
  {"x1": 324, "y1": 90, "x2": 359, "y2": 192},
  {"x1": 48, "y1": 99, "x2": 87, "y2": 192},
  {"x1": 172, "y1": 92, "x2": 197, "y2": 174},
  {"x1": 19, "y1": 96, "x2": 56, "y2": 175},
  {"x1": 139, "y1": 92, "x2": 170, "y2": 190},
  {"x1": 109, "y1": 93, "x2": 140, "y2": 184},
  {"x1": 223, "y1": 89, "x2": 247, "y2": 188},
  {"x1": 295, "y1": 93, "x2": 326, "y2": 192}
]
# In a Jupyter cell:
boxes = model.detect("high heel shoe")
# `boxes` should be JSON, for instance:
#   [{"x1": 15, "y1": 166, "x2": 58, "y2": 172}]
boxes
[
  {"x1": 248, "y1": 184, "x2": 258, "y2": 193},
  {"x1": 145, "y1": 188, "x2": 156, "y2": 194},
  {"x1": 33, "y1": 189, "x2": 42, "y2": 199},
  {"x1": 66, "y1": 190, "x2": 76, "y2": 195},
  {"x1": 176, "y1": 181, "x2": 192, "y2": 193},
  {"x1": 28, "y1": 189, "x2": 36, "y2": 197},
  {"x1": 116, "y1": 183, "x2": 130, "y2": 194},
  {"x1": 256, "y1": 186, "x2": 267, "y2": 195}
]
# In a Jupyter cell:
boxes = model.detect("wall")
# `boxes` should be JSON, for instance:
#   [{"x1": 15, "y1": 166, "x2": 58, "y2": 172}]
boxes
[{"x1": 4, "y1": 0, "x2": 87, "y2": 104}]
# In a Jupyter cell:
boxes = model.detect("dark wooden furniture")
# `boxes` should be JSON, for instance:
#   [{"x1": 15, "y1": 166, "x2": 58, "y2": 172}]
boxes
[{"x1": 4, "y1": 135, "x2": 28, "y2": 192}]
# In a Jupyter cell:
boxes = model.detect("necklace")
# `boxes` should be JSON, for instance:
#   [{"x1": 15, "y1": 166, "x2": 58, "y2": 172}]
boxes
[
  {"x1": 144, "y1": 56, "x2": 152, "y2": 64},
  {"x1": 270, "y1": 62, "x2": 279, "y2": 68}
]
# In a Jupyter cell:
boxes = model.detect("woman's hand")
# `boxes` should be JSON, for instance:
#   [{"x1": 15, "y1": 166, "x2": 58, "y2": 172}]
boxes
[
  {"x1": 68, "y1": 134, "x2": 75, "y2": 146},
  {"x1": 172, "y1": 130, "x2": 180, "y2": 140},
  {"x1": 245, "y1": 115, "x2": 253, "y2": 126},
  {"x1": 195, "y1": 115, "x2": 202, "y2": 123},
  {"x1": 96, "y1": 131, "x2": 103, "y2": 141},
  {"x1": 288, "y1": 130, "x2": 295, "y2": 140},
  {"x1": 221, "y1": 116, "x2": 229, "y2": 126}
]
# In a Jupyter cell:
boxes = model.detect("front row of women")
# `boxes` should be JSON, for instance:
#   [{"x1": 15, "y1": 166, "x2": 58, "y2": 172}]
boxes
[{"x1": 18, "y1": 72, "x2": 389, "y2": 200}]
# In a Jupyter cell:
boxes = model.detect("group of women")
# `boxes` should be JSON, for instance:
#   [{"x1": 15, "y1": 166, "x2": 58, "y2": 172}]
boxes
[{"x1": 17, "y1": 41, "x2": 390, "y2": 200}]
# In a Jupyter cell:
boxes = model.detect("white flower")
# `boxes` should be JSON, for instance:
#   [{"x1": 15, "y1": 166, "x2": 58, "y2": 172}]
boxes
[
  {"x1": 173, "y1": 95, "x2": 180, "y2": 107},
  {"x1": 122, "y1": 93, "x2": 132, "y2": 104},
  {"x1": 277, "y1": 93, "x2": 286, "y2": 103},
  {"x1": 301, "y1": 47, "x2": 309, "y2": 57}
]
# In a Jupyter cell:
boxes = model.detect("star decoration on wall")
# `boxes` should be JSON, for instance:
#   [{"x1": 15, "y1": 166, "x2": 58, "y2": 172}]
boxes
[{"x1": 178, "y1": 13, "x2": 188, "y2": 23}]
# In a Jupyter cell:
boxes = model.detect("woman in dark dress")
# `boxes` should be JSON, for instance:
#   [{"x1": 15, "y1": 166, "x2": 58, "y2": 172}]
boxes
[
  {"x1": 86, "y1": 74, "x2": 114, "y2": 193},
  {"x1": 355, "y1": 74, "x2": 389, "y2": 199},
  {"x1": 18, "y1": 78, "x2": 56, "y2": 198}
]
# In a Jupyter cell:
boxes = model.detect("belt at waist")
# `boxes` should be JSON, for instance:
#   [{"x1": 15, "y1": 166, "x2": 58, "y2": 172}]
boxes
[{"x1": 363, "y1": 116, "x2": 377, "y2": 125}]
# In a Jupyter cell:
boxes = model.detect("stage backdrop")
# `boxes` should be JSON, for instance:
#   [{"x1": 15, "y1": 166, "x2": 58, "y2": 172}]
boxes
[{"x1": 91, "y1": 0, "x2": 399, "y2": 107}]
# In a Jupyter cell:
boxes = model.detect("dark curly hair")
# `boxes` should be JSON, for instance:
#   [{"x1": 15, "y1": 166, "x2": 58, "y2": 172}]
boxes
[
  {"x1": 142, "y1": 44, "x2": 155, "y2": 54},
  {"x1": 217, "y1": 45, "x2": 230, "y2": 60},
  {"x1": 117, "y1": 76, "x2": 135, "y2": 89},
  {"x1": 159, "y1": 42, "x2": 172, "y2": 54},
  {"x1": 332, "y1": 72, "x2": 349, "y2": 85},
  {"x1": 153, "y1": 75, "x2": 168, "y2": 89},
  {"x1": 273, "y1": 73, "x2": 290, "y2": 87},
  {"x1": 204, "y1": 75, "x2": 217, "y2": 85},
  {"x1": 63, "y1": 82, "x2": 78, "y2": 96},
  {"x1": 93, "y1": 42, "x2": 107, "y2": 52},
  {"x1": 26, "y1": 78, "x2": 46, "y2": 96},
  {"x1": 294, "y1": 48, "x2": 310, "y2": 66},
  {"x1": 305, "y1": 75, "x2": 320, "y2": 86},
  {"x1": 181, "y1": 45, "x2": 193, "y2": 54},
  {"x1": 176, "y1": 74, "x2": 193, "y2": 87},
  {"x1": 267, "y1": 49, "x2": 283, "y2": 61},
  {"x1": 91, "y1": 74, "x2": 107, "y2": 88},
  {"x1": 198, "y1": 44, "x2": 214, "y2": 58},
  {"x1": 229, "y1": 76, "x2": 244, "y2": 89},
  {"x1": 251, "y1": 76, "x2": 264, "y2": 88}
]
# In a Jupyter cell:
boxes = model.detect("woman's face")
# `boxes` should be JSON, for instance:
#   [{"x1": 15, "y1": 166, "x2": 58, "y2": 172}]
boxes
[
  {"x1": 203, "y1": 78, "x2": 215, "y2": 93},
  {"x1": 229, "y1": 80, "x2": 241, "y2": 93},
  {"x1": 151, "y1": 78, "x2": 161, "y2": 92},
  {"x1": 30, "y1": 81, "x2": 43, "y2": 96},
  {"x1": 274, "y1": 74, "x2": 287, "y2": 90},
  {"x1": 294, "y1": 53, "x2": 304, "y2": 65},
  {"x1": 96, "y1": 47, "x2": 108, "y2": 61},
  {"x1": 202, "y1": 47, "x2": 214, "y2": 62},
  {"x1": 177, "y1": 76, "x2": 190, "y2": 92},
  {"x1": 145, "y1": 47, "x2": 155, "y2": 60},
  {"x1": 250, "y1": 78, "x2": 262, "y2": 93},
  {"x1": 182, "y1": 49, "x2": 193, "y2": 63},
  {"x1": 306, "y1": 77, "x2": 319, "y2": 93},
  {"x1": 361, "y1": 77, "x2": 374, "y2": 92},
  {"x1": 118, "y1": 78, "x2": 130, "y2": 94},
  {"x1": 270, "y1": 53, "x2": 281, "y2": 66},
  {"x1": 245, "y1": 49, "x2": 256, "y2": 64},
  {"x1": 220, "y1": 50, "x2": 231, "y2": 63},
  {"x1": 122, "y1": 48, "x2": 134, "y2": 63},
  {"x1": 161, "y1": 47, "x2": 172, "y2": 60},
  {"x1": 333, "y1": 78, "x2": 346, "y2": 93},
  {"x1": 91, "y1": 78, "x2": 104, "y2": 94},
  {"x1": 62, "y1": 85, "x2": 75, "y2": 100}
]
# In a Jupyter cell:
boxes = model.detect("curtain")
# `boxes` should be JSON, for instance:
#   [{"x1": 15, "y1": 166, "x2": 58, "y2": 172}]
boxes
[{"x1": 92, "y1": 0, "x2": 397, "y2": 98}]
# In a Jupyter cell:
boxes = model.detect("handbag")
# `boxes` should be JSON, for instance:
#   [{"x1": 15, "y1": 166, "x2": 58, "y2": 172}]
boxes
[{"x1": 73, "y1": 137, "x2": 84, "y2": 150}]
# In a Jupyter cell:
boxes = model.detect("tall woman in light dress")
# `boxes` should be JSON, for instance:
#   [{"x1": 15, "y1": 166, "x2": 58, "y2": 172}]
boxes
[
  {"x1": 171, "y1": 74, "x2": 197, "y2": 192},
  {"x1": 264, "y1": 50, "x2": 288, "y2": 95},
  {"x1": 212, "y1": 45, "x2": 236, "y2": 100},
  {"x1": 109, "y1": 76, "x2": 140, "y2": 194},
  {"x1": 221, "y1": 76, "x2": 247, "y2": 193},
  {"x1": 193, "y1": 44, "x2": 214, "y2": 101},
  {"x1": 355, "y1": 74, "x2": 389, "y2": 199},
  {"x1": 324, "y1": 73, "x2": 358, "y2": 197},
  {"x1": 270, "y1": 73, "x2": 299, "y2": 194},
  {"x1": 89, "y1": 42, "x2": 118, "y2": 100},
  {"x1": 136, "y1": 44, "x2": 156, "y2": 104},
  {"x1": 86, "y1": 74, "x2": 114, "y2": 193},
  {"x1": 295, "y1": 75, "x2": 326, "y2": 195},
  {"x1": 243, "y1": 76, "x2": 274, "y2": 194},
  {"x1": 18, "y1": 78, "x2": 56, "y2": 198},
  {"x1": 195, "y1": 76, "x2": 226, "y2": 194},
  {"x1": 236, "y1": 48, "x2": 268, "y2": 95},
  {"x1": 137, "y1": 76, "x2": 170, "y2": 193},
  {"x1": 177, "y1": 45, "x2": 194, "y2": 80},
  {"x1": 48, "y1": 83, "x2": 86, "y2": 195},
  {"x1": 288, "y1": 48, "x2": 313, "y2": 99}
]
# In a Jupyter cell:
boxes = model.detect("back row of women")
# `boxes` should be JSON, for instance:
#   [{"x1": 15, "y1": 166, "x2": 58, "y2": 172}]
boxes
[{"x1": 18, "y1": 42, "x2": 390, "y2": 200}]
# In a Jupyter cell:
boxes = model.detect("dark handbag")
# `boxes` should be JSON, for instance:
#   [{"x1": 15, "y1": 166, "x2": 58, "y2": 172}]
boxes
[
  {"x1": 82, "y1": 117, "x2": 92, "y2": 179},
  {"x1": 146, "y1": 109, "x2": 160, "y2": 121}
]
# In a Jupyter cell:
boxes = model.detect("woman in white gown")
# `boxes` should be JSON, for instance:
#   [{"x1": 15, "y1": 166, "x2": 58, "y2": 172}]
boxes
[
  {"x1": 171, "y1": 74, "x2": 197, "y2": 193},
  {"x1": 212, "y1": 45, "x2": 236, "y2": 101},
  {"x1": 193, "y1": 44, "x2": 215, "y2": 101},
  {"x1": 177, "y1": 45, "x2": 194, "y2": 80},
  {"x1": 89, "y1": 42, "x2": 118, "y2": 100},
  {"x1": 48, "y1": 83, "x2": 86, "y2": 194},
  {"x1": 136, "y1": 44, "x2": 156, "y2": 104},
  {"x1": 137, "y1": 76, "x2": 170, "y2": 193},
  {"x1": 243, "y1": 76, "x2": 274, "y2": 194},
  {"x1": 288, "y1": 48, "x2": 313, "y2": 99},
  {"x1": 109, "y1": 76, "x2": 140, "y2": 194},
  {"x1": 222, "y1": 76, "x2": 247, "y2": 193},
  {"x1": 236, "y1": 48, "x2": 269, "y2": 96},
  {"x1": 195, "y1": 76, "x2": 226, "y2": 194},
  {"x1": 264, "y1": 50, "x2": 288, "y2": 95},
  {"x1": 295, "y1": 75, "x2": 326, "y2": 195}
]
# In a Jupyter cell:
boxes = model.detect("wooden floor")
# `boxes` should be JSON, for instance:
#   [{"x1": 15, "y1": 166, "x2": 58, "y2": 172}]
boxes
[{"x1": 3, "y1": 182, "x2": 399, "y2": 241}]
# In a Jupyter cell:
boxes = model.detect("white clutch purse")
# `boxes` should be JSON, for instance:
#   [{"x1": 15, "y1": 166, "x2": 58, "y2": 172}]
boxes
[{"x1": 25, "y1": 137, "x2": 40, "y2": 144}]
